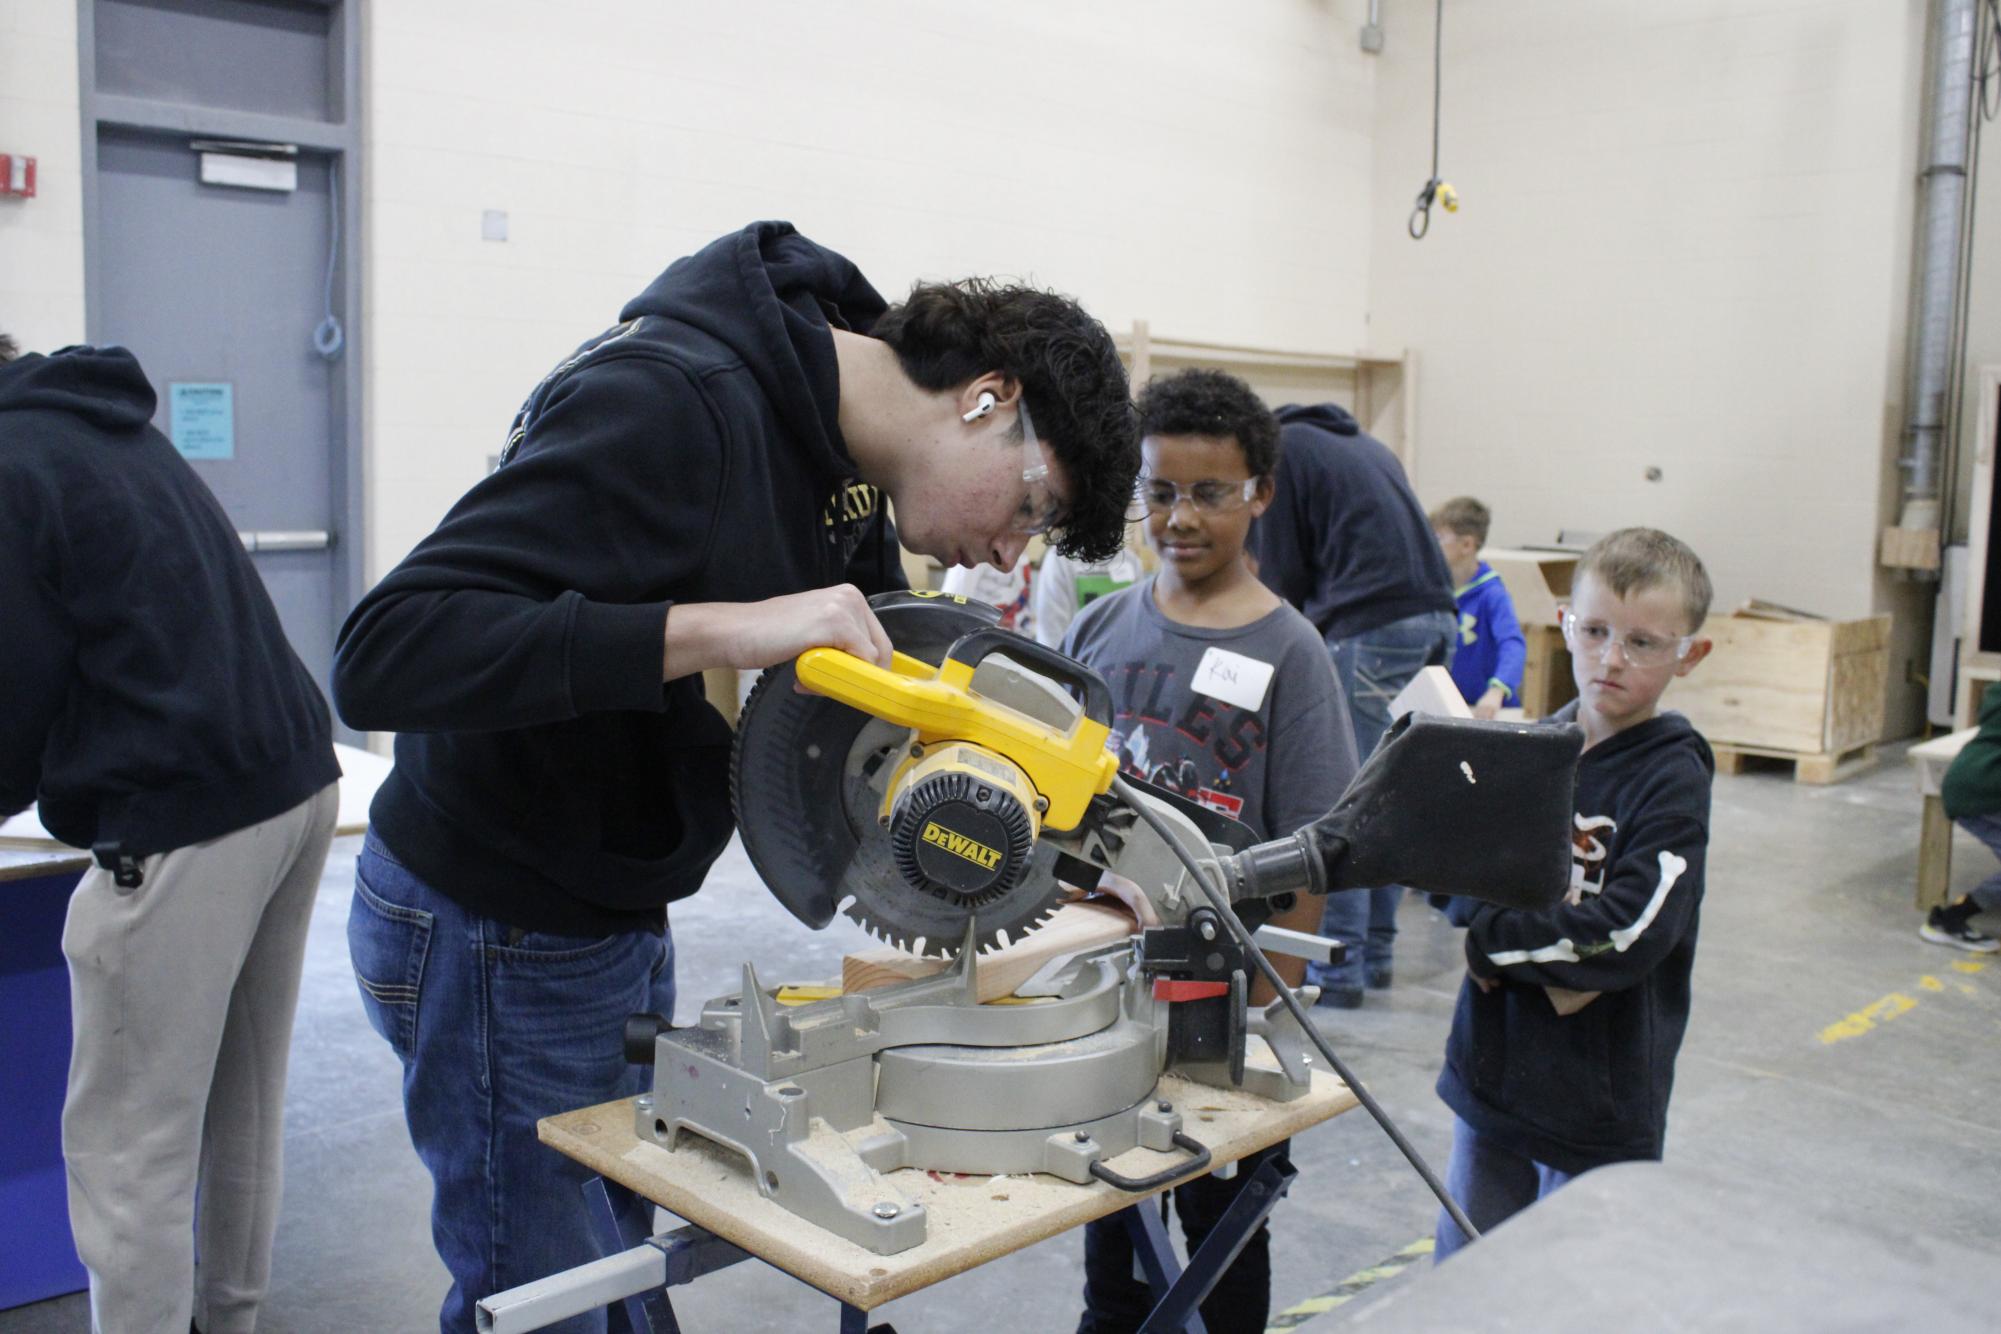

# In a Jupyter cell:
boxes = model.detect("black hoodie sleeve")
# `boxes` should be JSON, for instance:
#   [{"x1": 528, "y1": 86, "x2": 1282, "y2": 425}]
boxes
[
  {"x1": 1464, "y1": 761, "x2": 1708, "y2": 992},
  {"x1": 334, "y1": 357, "x2": 722, "y2": 734},
  {"x1": 0, "y1": 482, "x2": 69, "y2": 815}
]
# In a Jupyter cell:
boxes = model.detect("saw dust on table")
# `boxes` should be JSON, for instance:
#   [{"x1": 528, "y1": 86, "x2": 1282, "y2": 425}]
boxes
[{"x1": 541, "y1": 1062, "x2": 1356, "y2": 1310}]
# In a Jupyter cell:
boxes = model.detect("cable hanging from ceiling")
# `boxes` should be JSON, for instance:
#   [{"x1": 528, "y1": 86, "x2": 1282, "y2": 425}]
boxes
[{"x1": 1409, "y1": 0, "x2": 1458, "y2": 240}]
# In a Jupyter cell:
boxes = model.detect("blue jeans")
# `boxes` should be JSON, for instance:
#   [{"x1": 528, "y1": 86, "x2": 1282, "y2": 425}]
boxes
[
  {"x1": 1432, "y1": 1116, "x2": 1575, "y2": 1261},
  {"x1": 1310, "y1": 609, "x2": 1458, "y2": 990},
  {"x1": 1952, "y1": 812, "x2": 2001, "y2": 912},
  {"x1": 348, "y1": 834, "x2": 675, "y2": 1333}
]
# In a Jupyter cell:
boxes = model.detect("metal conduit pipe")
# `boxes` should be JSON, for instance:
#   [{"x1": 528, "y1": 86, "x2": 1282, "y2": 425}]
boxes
[{"x1": 1902, "y1": 0, "x2": 1980, "y2": 530}]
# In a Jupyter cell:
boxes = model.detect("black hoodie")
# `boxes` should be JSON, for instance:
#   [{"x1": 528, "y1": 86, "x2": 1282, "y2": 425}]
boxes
[
  {"x1": 1438, "y1": 702, "x2": 1713, "y2": 1174},
  {"x1": 0, "y1": 346, "x2": 339, "y2": 857},
  {"x1": 333, "y1": 222, "x2": 906, "y2": 936},
  {"x1": 1249, "y1": 403, "x2": 1454, "y2": 642}
]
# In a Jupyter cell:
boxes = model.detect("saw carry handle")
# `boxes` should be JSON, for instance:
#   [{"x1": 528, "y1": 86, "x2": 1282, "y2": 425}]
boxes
[
  {"x1": 939, "y1": 627, "x2": 1116, "y2": 727},
  {"x1": 1088, "y1": 1131, "x2": 1213, "y2": 1193}
]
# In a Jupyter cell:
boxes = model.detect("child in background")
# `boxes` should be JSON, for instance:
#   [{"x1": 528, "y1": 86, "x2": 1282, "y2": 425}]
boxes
[
  {"x1": 1435, "y1": 528, "x2": 1714, "y2": 1259},
  {"x1": 1431, "y1": 496, "x2": 1526, "y2": 719},
  {"x1": 940, "y1": 556, "x2": 1035, "y2": 636},
  {"x1": 1925, "y1": 680, "x2": 2001, "y2": 951},
  {"x1": 1031, "y1": 543, "x2": 1146, "y2": 647},
  {"x1": 1065, "y1": 368, "x2": 1357, "y2": 1333}
]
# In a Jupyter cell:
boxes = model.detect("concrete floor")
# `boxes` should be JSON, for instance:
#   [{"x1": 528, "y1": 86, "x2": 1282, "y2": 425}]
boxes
[{"x1": 6, "y1": 742, "x2": 2000, "y2": 1331}]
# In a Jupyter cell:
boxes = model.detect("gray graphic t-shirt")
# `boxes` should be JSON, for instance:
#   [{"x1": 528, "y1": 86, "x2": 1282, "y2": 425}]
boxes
[{"x1": 1062, "y1": 576, "x2": 1359, "y2": 842}]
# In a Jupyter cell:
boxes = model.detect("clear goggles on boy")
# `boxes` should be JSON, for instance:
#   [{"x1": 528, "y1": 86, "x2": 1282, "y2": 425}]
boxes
[
  {"x1": 1133, "y1": 476, "x2": 1261, "y2": 516},
  {"x1": 1560, "y1": 610, "x2": 1694, "y2": 668},
  {"x1": 1007, "y1": 400, "x2": 1066, "y2": 537}
]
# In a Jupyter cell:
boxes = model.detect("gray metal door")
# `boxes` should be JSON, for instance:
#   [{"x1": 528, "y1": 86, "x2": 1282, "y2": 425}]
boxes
[{"x1": 92, "y1": 127, "x2": 340, "y2": 696}]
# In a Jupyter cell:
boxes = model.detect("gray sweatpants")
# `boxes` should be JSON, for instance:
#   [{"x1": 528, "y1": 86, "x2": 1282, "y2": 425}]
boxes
[{"x1": 61, "y1": 784, "x2": 337, "y2": 1334}]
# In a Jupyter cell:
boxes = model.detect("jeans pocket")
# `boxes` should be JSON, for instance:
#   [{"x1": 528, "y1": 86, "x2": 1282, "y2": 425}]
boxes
[
  {"x1": 348, "y1": 866, "x2": 434, "y2": 1061},
  {"x1": 487, "y1": 928, "x2": 667, "y2": 1107}
]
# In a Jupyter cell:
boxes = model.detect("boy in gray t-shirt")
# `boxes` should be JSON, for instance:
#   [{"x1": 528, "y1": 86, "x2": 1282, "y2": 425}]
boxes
[{"x1": 1064, "y1": 369, "x2": 1357, "y2": 1334}]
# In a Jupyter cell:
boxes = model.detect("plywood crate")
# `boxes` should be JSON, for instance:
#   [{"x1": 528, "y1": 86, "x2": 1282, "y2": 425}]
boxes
[
  {"x1": 1671, "y1": 613, "x2": 1891, "y2": 782},
  {"x1": 1517, "y1": 624, "x2": 1578, "y2": 719},
  {"x1": 1483, "y1": 548, "x2": 1580, "y2": 719},
  {"x1": 1483, "y1": 548, "x2": 1578, "y2": 627}
]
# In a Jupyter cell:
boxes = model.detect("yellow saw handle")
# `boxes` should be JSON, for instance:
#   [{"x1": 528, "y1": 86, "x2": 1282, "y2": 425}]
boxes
[{"x1": 795, "y1": 645, "x2": 1119, "y2": 831}]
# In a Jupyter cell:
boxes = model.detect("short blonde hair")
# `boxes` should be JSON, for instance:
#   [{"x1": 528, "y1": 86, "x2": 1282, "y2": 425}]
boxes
[
  {"x1": 1430, "y1": 496, "x2": 1490, "y2": 545},
  {"x1": 1576, "y1": 528, "x2": 1713, "y2": 632}
]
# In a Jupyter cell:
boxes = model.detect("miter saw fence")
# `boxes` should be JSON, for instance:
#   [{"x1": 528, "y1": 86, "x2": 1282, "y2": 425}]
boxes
[{"x1": 634, "y1": 591, "x2": 1583, "y2": 1255}]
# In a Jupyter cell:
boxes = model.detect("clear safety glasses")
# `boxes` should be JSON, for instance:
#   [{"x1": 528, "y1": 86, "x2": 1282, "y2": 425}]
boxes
[
  {"x1": 1133, "y1": 476, "x2": 1261, "y2": 517},
  {"x1": 1560, "y1": 610, "x2": 1693, "y2": 668}
]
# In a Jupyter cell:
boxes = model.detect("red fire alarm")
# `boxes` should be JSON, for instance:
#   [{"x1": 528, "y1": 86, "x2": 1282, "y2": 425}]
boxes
[{"x1": 0, "y1": 155, "x2": 38, "y2": 198}]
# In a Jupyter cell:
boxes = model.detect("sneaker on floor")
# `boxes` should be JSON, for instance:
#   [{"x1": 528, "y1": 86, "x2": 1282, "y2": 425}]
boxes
[
  {"x1": 1365, "y1": 962, "x2": 1394, "y2": 990},
  {"x1": 1316, "y1": 985, "x2": 1365, "y2": 1010},
  {"x1": 1920, "y1": 907, "x2": 2001, "y2": 953}
]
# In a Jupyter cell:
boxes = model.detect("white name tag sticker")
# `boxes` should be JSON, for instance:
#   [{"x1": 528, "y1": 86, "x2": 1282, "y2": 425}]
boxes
[{"x1": 1192, "y1": 647, "x2": 1274, "y2": 713}]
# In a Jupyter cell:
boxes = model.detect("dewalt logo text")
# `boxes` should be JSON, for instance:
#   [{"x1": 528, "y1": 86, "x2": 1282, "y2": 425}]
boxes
[{"x1": 921, "y1": 822, "x2": 1001, "y2": 871}]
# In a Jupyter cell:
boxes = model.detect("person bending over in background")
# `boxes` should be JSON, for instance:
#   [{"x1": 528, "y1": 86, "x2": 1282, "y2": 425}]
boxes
[
  {"x1": 331, "y1": 221, "x2": 1141, "y2": 1331},
  {"x1": 0, "y1": 335, "x2": 341, "y2": 1334},
  {"x1": 1250, "y1": 402, "x2": 1455, "y2": 1005},
  {"x1": 1065, "y1": 368, "x2": 1358, "y2": 1334},
  {"x1": 1431, "y1": 495, "x2": 1527, "y2": 719},
  {"x1": 1434, "y1": 528, "x2": 1714, "y2": 1259}
]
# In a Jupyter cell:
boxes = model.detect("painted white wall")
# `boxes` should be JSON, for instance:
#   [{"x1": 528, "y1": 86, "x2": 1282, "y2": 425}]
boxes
[
  {"x1": 1365, "y1": 0, "x2": 1934, "y2": 732},
  {"x1": 0, "y1": 0, "x2": 88, "y2": 352},
  {"x1": 363, "y1": 0, "x2": 1380, "y2": 583}
]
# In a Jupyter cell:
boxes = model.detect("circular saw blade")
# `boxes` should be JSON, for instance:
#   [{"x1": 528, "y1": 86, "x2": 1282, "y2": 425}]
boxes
[{"x1": 730, "y1": 591, "x2": 1070, "y2": 957}]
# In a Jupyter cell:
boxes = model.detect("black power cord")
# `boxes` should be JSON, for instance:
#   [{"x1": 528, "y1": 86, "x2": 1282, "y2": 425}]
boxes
[
  {"x1": 1111, "y1": 777, "x2": 1482, "y2": 1245},
  {"x1": 1409, "y1": 0, "x2": 1453, "y2": 240}
]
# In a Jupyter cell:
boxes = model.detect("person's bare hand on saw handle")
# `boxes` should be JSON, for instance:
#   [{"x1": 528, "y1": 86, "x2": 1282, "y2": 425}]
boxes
[{"x1": 663, "y1": 584, "x2": 894, "y2": 680}]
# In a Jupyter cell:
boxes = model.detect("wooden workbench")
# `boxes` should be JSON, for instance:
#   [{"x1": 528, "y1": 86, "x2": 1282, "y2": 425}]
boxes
[
  {"x1": 1910, "y1": 728, "x2": 1977, "y2": 910},
  {"x1": 541, "y1": 1065, "x2": 1357, "y2": 1312}
]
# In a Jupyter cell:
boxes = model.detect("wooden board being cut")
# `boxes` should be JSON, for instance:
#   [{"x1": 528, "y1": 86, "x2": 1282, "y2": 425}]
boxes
[
  {"x1": 540, "y1": 1067, "x2": 1356, "y2": 1311},
  {"x1": 843, "y1": 899, "x2": 1137, "y2": 1003}
]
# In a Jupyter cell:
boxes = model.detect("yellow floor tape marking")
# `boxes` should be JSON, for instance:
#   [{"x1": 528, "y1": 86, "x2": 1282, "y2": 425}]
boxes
[
  {"x1": 1266, "y1": 1237, "x2": 1434, "y2": 1330},
  {"x1": 1816, "y1": 956, "x2": 1996, "y2": 1045},
  {"x1": 1818, "y1": 993, "x2": 1917, "y2": 1045}
]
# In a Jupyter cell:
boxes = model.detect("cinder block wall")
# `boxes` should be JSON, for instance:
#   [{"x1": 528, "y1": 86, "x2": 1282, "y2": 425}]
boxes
[
  {"x1": 1364, "y1": 0, "x2": 1935, "y2": 734},
  {"x1": 361, "y1": 0, "x2": 1382, "y2": 584},
  {"x1": 0, "y1": 2, "x2": 88, "y2": 351}
]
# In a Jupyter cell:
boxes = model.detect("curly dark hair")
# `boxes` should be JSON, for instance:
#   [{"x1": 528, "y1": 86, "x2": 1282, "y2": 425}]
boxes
[
  {"x1": 872, "y1": 279, "x2": 1139, "y2": 563},
  {"x1": 1134, "y1": 369, "x2": 1279, "y2": 477}
]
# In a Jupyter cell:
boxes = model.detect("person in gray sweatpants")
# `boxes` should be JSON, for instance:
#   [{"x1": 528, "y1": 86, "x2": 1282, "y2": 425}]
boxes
[{"x1": 1, "y1": 335, "x2": 342, "y2": 1334}]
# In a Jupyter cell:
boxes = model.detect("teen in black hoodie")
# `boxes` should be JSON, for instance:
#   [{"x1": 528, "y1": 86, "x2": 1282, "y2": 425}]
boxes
[
  {"x1": 330, "y1": 222, "x2": 1139, "y2": 1328},
  {"x1": 0, "y1": 338, "x2": 340, "y2": 1332},
  {"x1": 1434, "y1": 528, "x2": 1715, "y2": 1260}
]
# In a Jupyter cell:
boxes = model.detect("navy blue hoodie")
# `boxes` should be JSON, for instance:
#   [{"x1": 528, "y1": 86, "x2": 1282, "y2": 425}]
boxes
[
  {"x1": 1438, "y1": 702, "x2": 1713, "y2": 1174},
  {"x1": 1249, "y1": 403, "x2": 1454, "y2": 641},
  {"x1": 0, "y1": 346, "x2": 339, "y2": 856},
  {"x1": 333, "y1": 223, "x2": 906, "y2": 936}
]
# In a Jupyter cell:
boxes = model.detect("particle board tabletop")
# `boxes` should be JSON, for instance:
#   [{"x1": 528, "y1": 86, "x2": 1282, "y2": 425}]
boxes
[{"x1": 540, "y1": 1066, "x2": 1357, "y2": 1311}]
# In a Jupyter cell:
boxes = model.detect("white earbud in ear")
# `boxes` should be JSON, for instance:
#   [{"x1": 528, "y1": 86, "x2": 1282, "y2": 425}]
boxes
[{"x1": 962, "y1": 391, "x2": 998, "y2": 423}]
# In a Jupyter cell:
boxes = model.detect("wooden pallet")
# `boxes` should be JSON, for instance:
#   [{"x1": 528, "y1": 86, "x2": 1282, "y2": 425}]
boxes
[{"x1": 1711, "y1": 741, "x2": 1879, "y2": 785}]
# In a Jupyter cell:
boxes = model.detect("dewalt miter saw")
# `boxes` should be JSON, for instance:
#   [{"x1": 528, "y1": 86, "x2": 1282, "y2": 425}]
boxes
[{"x1": 625, "y1": 591, "x2": 1582, "y2": 1255}]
